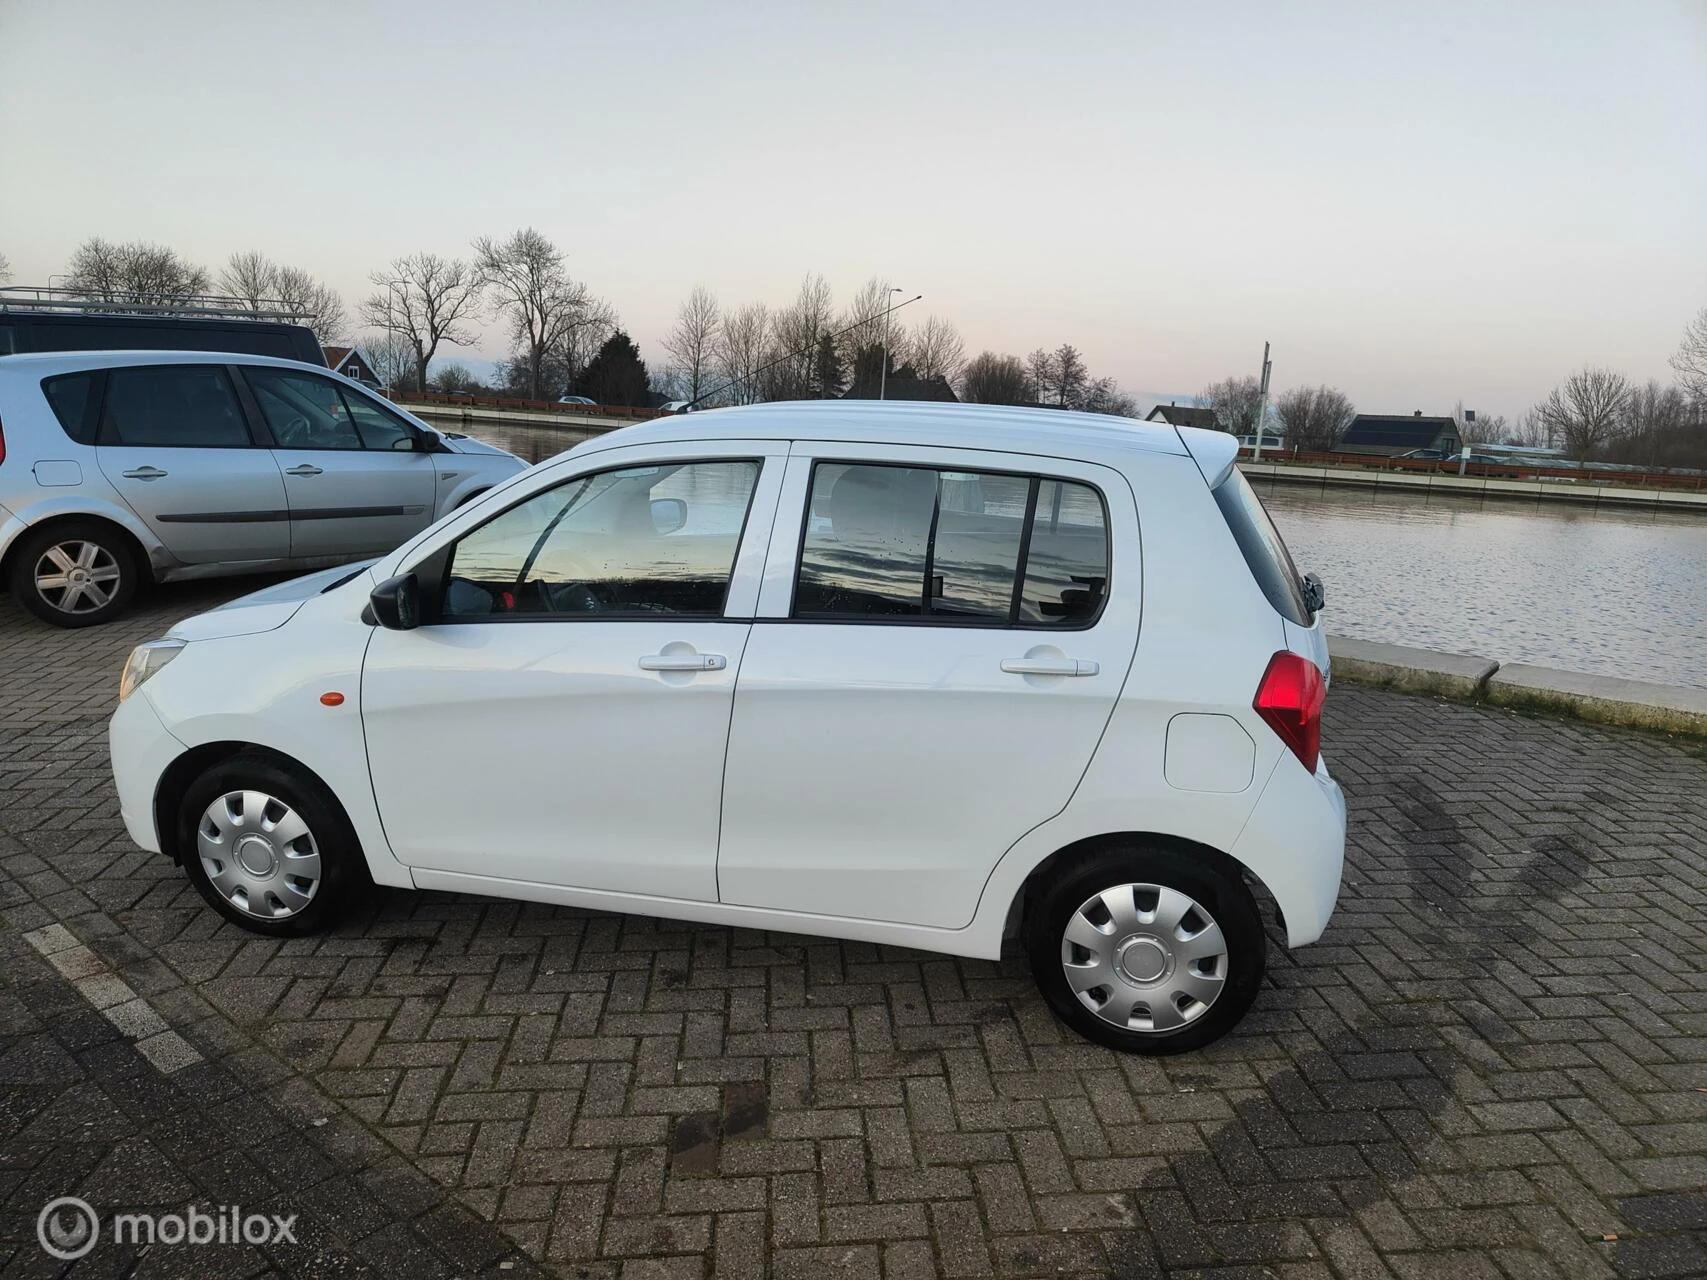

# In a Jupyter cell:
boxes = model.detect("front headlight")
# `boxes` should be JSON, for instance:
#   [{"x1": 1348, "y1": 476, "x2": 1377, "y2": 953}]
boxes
[{"x1": 119, "y1": 639, "x2": 186, "y2": 703}]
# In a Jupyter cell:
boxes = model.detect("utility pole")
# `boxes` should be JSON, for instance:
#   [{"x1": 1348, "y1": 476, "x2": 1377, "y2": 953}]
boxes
[
  {"x1": 879, "y1": 286, "x2": 902, "y2": 400},
  {"x1": 1252, "y1": 341, "x2": 1272, "y2": 460}
]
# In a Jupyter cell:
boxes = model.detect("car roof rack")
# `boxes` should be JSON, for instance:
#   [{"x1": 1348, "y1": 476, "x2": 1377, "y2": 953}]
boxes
[{"x1": 0, "y1": 285, "x2": 310, "y2": 323}]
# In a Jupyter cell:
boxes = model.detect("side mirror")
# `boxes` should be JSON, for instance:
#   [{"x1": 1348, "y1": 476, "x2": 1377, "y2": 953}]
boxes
[
  {"x1": 366, "y1": 573, "x2": 420, "y2": 630},
  {"x1": 1301, "y1": 572, "x2": 1326, "y2": 614},
  {"x1": 650, "y1": 497, "x2": 687, "y2": 534}
]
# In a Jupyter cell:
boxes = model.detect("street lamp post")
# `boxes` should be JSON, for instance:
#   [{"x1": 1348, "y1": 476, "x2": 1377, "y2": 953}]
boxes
[{"x1": 878, "y1": 286, "x2": 902, "y2": 400}]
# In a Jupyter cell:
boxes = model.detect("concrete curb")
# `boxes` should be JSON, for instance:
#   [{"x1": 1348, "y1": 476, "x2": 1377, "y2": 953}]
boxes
[
  {"x1": 1327, "y1": 637, "x2": 1499, "y2": 700},
  {"x1": 1484, "y1": 663, "x2": 1707, "y2": 737},
  {"x1": 1327, "y1": 636, "x2": 1707, "y2": 737}
]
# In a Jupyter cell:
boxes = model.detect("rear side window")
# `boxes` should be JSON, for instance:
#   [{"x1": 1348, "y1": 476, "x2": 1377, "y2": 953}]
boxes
[
  {"x1": 42, "y1": 372, "x2": 100, "y2": 444},
  {"x1": 100, "y1": 365, "x2": 252, "y2": 448},
  {"x1": 1212, "y1": 469, "x2": 1311, "y2": 625},
  {"x1": 794, "y1": 462, "x2": 1109, "y2": 627}
]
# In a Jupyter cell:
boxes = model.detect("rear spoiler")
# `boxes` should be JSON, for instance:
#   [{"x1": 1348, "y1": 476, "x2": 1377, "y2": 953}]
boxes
[{"x1": 1173, "y1": 425, "x2": 1240, "y2": 488}]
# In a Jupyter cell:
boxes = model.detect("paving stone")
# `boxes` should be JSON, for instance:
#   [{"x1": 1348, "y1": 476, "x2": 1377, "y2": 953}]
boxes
[{"x1": 3, "y1": 584, "x2": 1706, "y2": 1276}]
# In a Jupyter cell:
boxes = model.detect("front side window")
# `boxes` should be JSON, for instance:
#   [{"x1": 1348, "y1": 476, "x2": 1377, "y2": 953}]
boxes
[
  {"x1": 794, "y1": 462, "x2": 1109, "y2": 627},
  {"x1": 245, "y1": 368, "x2": 362, "y2": 450},
  {"x1": 342, "y1": 391, "x2": 417, "y2": 450},
  {"x1": 441, "y1": 459, "x2": 760, "y2": 620},
  {"x1": 100, "y1": 365, "x2": 251, "y2": 448}
]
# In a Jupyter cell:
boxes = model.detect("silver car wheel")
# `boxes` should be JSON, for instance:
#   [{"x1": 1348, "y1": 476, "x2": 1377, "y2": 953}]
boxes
[
  {"x1": 1060, "y1": 882, "x2": 1228, "y2": 1033},
  {"x1": 197, "y1": 790, "x2": 322, "y2": 919},
  {"x1": 33, "y1": 540, "x2": 122, "y2": 614}
]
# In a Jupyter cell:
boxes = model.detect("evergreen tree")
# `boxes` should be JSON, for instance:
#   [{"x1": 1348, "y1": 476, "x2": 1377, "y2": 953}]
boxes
[
  {"x1": 812, "y1": 333, "x2": 846, "y2": 398},
  {"x1": 574, "y1": 330, "x2": 650, "y2": 406}
]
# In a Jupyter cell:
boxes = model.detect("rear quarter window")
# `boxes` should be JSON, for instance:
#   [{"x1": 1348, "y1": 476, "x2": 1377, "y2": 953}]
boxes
[
  {"x1": 1212, "y1": 469, "x2": 1312, "y2": 626},
  {"x1": 42, "y1": 372, "x2": 101, "y2": 444}
]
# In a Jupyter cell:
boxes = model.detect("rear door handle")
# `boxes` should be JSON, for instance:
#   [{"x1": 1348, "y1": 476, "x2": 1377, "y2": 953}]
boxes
[
  {"x1": 1001, "y1": 657, "x2": 1099, "y2": 677},
  {"x1": 284, "y1": 464, "x2": 324, "y2": 476},
  {"x1": 121, "y1": 466, "x2": 168, "y2": 480},
  {"x1": 639, "y1": 652, "x2": 727, "y2": 672}
]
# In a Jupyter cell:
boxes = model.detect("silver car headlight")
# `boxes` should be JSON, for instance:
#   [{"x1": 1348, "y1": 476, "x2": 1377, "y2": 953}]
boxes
[{"x1": 119, "y1": 639, "x2": 186, "y2": 703}]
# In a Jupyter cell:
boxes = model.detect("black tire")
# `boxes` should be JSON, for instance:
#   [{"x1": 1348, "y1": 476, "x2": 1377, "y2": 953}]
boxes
[
  {"x1": 1025, "y1": 843, "x2": 1266, "y2": 1055},
  {"x1": 175, "y1": 753, "x2": 370, "y2": 937},
  {"x1": 7, "y1": 520, "x2": 138, "y2": 627}
]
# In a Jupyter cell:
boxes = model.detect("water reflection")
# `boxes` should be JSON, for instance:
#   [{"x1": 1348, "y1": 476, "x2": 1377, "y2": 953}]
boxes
[{"x1": 1255, "y1": 480, "x2": 1707, "y2": 688}]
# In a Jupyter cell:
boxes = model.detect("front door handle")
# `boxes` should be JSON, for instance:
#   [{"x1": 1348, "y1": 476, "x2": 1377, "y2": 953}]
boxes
[
  {"x1": 284, "y1": 464, "x2": 324, "y2": 476},
  {"x1": 639, "y1": 652, "x2": 727, "y2": 672},
  {"x1": 121, "y1": 466, "x2": 168, "y2": 480},
  {"x1": 1001, "y1": 657, "x2": 1099, "y2": 677}
]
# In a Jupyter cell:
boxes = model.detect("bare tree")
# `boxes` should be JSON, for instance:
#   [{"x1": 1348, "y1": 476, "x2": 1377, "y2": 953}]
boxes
[
  {"x1": 766, "y1": 274, "x2": 836, "y2": 400},
  {"x1": 363, "y1": 331, "x2": 419, "y2": 393},
  {"x1": 430, "y1": 361, "x2": 484, "y2": 393},
  {"x1": 555, "y1": 296, "x2": 618, "y2": 397},
  {"x1": 960, "y1": 351, "x2": 1031, "y2": 405},
  {"x1": 1201, "y1": 375, "x2": 1263, "y2": 435},
  {"x1": 1532, "y1": 367, "x2": 1634, "y2": 460},
  {"x1": 839, "y1": 277, "x2": 898, "y2": 368},
  {"x1": 473, "y1": 228, "x2": 603, "y2": 400},
  {"x1": 661, "y1": 286, "x2": 722, "y2": 403},
  {"x1": 1508, "y1": 408, "x2": 1554, "y2": 450},
  {"x1": 361, "y1": 253, "x2": 484, "y2": 394},
  {"x1": 1671, "y1": 307, "x2": 1707, "y2": 404},
  {"x1": 1025, "y1": 348, "x2": 1055, "y2": 403},
  {"x1": 1080, "y1": 376, "x2": 1139, "y2": 418},
  {"x1": 1052, "y1": 344, "x2": 1088, "y2": 407},
  {"x1": 220, "y1": 252, "x2": 344, "y2": 341},
  {"x1": 0, "y1": 250, "x2": 10, "y2": 283},
  {"x1": 1275, "y1": 385, "x2": 1356, "y2": 451},
  {"x1": 65, "y1": 237, "x2": 209, "y2": 307},
  {"x1": 715, "y1": 302, "x2": 772, "y2": 405},
  {"x1": 906, "y1": 315, "x2": 965, "y2": 384}
]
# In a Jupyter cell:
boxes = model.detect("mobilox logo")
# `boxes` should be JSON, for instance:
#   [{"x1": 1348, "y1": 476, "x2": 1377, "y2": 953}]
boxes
[{"x1": 37, "y1": 1196, "x2": 298, "y2": 1257}]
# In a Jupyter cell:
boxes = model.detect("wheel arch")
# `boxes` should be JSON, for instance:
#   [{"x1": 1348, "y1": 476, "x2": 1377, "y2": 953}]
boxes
[
  {"x1": 153, "y1": 741, "x2": 361, "y2": 869},
  {"x1": 1002, "y1": 830, "x2": 1283, "y2": 944},
  {"x1": 1, "y1": 510, "x2": 156, "y2": 587}
]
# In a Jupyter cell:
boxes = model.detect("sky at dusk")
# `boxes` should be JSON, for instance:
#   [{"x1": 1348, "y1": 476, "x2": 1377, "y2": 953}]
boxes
[{"x1": 1, "y1": 0, "x2": 1704, "y2": 421}]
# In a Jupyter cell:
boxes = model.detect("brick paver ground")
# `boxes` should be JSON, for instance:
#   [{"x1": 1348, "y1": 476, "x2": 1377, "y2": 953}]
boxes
[{"x1": 1, "y1": 578, "x2": 1704, "y2": 1278}]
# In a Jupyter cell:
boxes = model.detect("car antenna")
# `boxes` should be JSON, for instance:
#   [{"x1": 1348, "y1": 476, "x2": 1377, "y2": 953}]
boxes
[{"x1": 679, "y1": 293, "x2": 923, "y2": 411}]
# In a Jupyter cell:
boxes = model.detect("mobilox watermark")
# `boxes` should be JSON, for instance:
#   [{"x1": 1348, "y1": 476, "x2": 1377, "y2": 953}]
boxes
[{"x1": 38, "y1": 1196, "x2": 297, "y2": 1259}]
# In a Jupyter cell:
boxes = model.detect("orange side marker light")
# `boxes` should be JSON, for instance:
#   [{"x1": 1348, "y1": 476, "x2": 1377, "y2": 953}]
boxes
[{"x1": 320, "y1": 692, "x2": 345, "y2": 707}]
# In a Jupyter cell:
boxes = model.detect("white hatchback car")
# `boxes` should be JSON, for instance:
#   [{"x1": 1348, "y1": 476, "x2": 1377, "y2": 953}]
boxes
[{"x1": 109, "y1": 402, "x2": 1345, "y2": 1054}]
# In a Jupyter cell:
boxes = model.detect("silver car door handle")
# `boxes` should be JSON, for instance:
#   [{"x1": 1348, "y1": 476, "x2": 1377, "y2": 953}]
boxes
[
  {"x1": 121, "y1": 466, "x2": 168, "y2": 480},
  {"x1": 639, "y1": 653, "x2": 727, "y2": 672},
  {"x1": 1001, "y1": 657, "x2": 1099, "y2": 677},
  {"x1": 284, "y1": 464, "x2": 324, "y2": 476}
]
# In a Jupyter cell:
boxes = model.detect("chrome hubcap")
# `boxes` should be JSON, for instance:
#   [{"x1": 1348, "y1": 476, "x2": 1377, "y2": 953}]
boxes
[
  {"x1": 1061, "y1": 883, "x2": 1228, "y2": 1033},
  {"x1": 34, "y1": 541, "x2": 121, "y2": 614},
  {"x1": 197, "y1": 790, "x2": 322, "y2": 919}
]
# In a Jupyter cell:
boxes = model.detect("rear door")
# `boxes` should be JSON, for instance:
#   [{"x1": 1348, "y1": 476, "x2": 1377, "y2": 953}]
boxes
[
  {"x1": 239, "y1": 365, "x2": 438, "y2": 559},
  {"x1": 93, "y1": 363, "x2": 291, "y2": 564},
  {"x1": 716, "y1": 443, "x2": 1141, "y2": 929}
]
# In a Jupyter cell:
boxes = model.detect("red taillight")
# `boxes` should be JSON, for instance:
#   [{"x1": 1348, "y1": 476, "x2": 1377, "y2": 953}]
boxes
[{"x1": 1254, "y1": 651, "x2": 1325, "y2": 773}]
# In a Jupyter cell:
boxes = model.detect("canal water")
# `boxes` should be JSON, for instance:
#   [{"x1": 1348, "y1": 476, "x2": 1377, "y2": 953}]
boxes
[
  {"x1": 1254, "y1": 480, "x2": 1707, "y2": 690},
  {"x1": 456, "y1": 418, "x2": 1707, "y2": 690}
]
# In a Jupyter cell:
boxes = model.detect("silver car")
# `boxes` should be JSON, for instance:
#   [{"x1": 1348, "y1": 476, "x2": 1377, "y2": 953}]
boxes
[{"x1": 0, "y1": 351, "x2": 527, "y2": 626}]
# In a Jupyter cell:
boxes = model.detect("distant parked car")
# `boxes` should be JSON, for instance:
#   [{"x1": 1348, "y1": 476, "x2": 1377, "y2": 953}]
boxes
[
  {"x1": 0, "y1": 351, "x2": 527, "y2": 627},
  {"x1": 1395, "y1": 448, "x2": 1448, "y2": 460},
  {"x1": 657, "y1": 400, "x2": 695, "y2": 414},
  {"x1": 558, "y1": 395, "x2": 597, "y2": 406},
  {"x1": 107, "y1": 401, "x2": 1345, "y2": 1054}
]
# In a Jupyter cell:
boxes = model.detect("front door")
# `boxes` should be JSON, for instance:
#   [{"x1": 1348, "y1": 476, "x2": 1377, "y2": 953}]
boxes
[
  {"x1": 94, "y1": 363, "x2": 290, "y2": 564},
  {"x1": 361, "y1": 446, "x2": 781, "y2": 900},
  {"x1": 717, "y1": 447, "x2": 1141, "y2": 929},
  {"x1": 239, "y1": 366, "x2": 438, "y2": 559}
]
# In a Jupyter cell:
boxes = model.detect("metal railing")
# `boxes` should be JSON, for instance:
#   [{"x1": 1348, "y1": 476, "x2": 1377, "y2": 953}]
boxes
[{"x1": 0, "y1": 285, "x2": 310, "y2": 323}]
